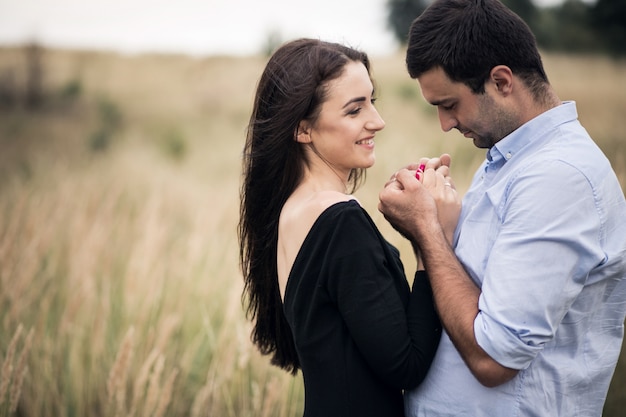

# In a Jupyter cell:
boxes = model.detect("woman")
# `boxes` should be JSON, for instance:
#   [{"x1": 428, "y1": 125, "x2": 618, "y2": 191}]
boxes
[{"x1": 238, "y1": 38, "x2": 456, "y2": 416}]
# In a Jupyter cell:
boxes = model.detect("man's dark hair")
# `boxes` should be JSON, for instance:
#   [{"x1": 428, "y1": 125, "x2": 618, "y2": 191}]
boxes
[{"x1": 406, "y1": 0, "x2": 549, "y2": 96}]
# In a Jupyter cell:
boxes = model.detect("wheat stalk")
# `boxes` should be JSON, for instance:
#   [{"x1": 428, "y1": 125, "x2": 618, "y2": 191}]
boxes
[
  {"x1": 127, "y1": 348, "x2": 159, "y2": 417},
  {"x1": 190, "y1": 368, "x2": 214, "y2": 417},
  {"x1": 260, "y1": 376, "x2": 281, "y2": 417},
  {"x1": 107, "y1": 327, "x2": 135, "y2": 415},
  {"x1": 154, "y1": 315, "x2": 180, "y2": 354},
  {"x1": 0, "y1": 324, "x2": 23, "y2": 406},
  {"x1": 8, "y1": 327, "x2": 34, "y2": 413},
  {"x1": 141, "y1": 353, "x2": 164, "y2": 417},
  {"x1": 153, "y1": 368, "x2": 178, "y2": 417}
]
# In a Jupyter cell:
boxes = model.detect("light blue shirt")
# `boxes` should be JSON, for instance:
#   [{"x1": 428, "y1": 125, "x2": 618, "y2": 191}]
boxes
[{"x1": 405, "y1": 102, "x2": 626, "y2": 416}]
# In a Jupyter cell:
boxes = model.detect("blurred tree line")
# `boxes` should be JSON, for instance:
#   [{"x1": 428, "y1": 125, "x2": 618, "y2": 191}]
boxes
[{"x1": 387, "y1": 0, "x2": 626, "y2": 57}]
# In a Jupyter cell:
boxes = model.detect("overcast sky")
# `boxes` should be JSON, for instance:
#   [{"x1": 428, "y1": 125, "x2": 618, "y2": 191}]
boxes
[{"x1": 0, "y1": 0, "x2": 595, "y2": 57}]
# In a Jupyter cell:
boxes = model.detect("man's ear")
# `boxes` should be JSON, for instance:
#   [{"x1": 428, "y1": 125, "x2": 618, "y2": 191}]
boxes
[
  {"x1": 490, "y1": 65, "x2": 514, "y2": 96},
  {"x1": 295, "y1": 121, "x2": 312, "y2": 143}
]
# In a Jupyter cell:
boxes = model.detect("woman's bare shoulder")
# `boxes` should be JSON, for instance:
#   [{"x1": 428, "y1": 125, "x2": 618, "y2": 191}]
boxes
[
  {"x1": 277, "y1": 191, "x2": 359, "y2": 297},
  {"x1": 283, "y1": 191, "x2": 358, "y2": 227}
]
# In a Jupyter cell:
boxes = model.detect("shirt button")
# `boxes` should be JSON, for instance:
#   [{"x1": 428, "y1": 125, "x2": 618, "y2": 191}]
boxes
[{"x1": 505, "y1": 152, "x2": 512, "y2": 160}]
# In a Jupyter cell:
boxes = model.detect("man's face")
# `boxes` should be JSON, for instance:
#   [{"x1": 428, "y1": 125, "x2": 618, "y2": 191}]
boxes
[{"x1": 417, "y1": 67, "x2": 516, "y2": 149}]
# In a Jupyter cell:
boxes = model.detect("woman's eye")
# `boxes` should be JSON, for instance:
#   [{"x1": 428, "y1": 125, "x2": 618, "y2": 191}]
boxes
[{"x1": 347, "y1": 107, "x2": 362, "y2": 116}]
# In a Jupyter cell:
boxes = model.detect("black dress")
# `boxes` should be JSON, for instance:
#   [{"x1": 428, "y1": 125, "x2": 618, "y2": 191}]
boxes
[{"x1": 283, "y1": 200, "x2": 441, "y2": 417}]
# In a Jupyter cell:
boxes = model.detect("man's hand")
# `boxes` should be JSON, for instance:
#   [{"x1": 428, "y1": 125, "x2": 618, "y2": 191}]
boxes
[{"x1": 379, "y1": 154, "x2": 460, "y2": 245}]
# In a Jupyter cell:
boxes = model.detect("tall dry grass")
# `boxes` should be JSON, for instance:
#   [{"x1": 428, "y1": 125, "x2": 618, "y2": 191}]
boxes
[
  {"x1": 0, "y1": 324, "x2": 34, "y2": 415},
  {"x1": 0, "y1": 46, "x2": 624, "y2": 416}
]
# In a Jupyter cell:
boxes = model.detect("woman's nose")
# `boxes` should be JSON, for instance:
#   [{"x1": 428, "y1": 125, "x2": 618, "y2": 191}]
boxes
[{"x1": 367, "y1": 109, "x2": 385, "y2": 131}]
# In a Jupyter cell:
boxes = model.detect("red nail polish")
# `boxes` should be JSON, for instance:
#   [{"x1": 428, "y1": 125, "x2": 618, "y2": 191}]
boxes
[
  {"x1": 419, "y1": 164, "x2": 426, "y2": 172},
  {"x1": 415, "y1": 171, "x2": 421, "y2": 180}
]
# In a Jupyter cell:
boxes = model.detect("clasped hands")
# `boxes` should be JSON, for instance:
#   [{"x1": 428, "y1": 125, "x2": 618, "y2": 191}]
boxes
[{"x1": 378, "y1": 154, "x2": 461, "y2": 246}]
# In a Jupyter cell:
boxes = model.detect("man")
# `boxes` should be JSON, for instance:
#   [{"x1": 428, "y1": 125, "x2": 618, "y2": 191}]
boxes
[{"x1": 378, "y1": 0, "x2": 626, "y2": 416}]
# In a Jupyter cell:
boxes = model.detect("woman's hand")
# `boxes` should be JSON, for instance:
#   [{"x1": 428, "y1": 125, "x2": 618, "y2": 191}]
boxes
[{"x1": 381, "y1": 154, "x2": 460, "y2": 246}]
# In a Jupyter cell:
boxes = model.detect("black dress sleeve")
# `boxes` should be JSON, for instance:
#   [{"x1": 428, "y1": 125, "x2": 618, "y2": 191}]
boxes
[{"x1": 324, "y1": 203, "x2": 441, "y2": 390}]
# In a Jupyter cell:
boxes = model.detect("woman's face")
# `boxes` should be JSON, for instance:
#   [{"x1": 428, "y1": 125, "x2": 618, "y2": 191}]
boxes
[{"x1": 302, "y1": 61, "x2": 385, "y2": 177}]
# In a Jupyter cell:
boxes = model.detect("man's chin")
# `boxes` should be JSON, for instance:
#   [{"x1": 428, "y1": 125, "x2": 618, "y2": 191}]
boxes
[{"x1": 472, "y1": 137, "x2": 491, "y2": 149}]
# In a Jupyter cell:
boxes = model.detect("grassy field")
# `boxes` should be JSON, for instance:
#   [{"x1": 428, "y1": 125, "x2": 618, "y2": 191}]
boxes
[{"x1": 0, "y1": 45, "x2": 624, "y2": 416}]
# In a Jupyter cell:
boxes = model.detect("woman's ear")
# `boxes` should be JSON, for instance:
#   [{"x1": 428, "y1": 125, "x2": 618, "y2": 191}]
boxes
[{"x1": 295, "y1": 121, "x2": 312, "y2": 143}]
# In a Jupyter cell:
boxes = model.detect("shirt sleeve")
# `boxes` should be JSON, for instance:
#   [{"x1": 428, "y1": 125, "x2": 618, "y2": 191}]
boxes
[
  {"x1": 325, "y1": 204, "x2": 441, "y2": 389},
  {"x1": 474, "y1": 159, "x2": 606, "y2": 369}
]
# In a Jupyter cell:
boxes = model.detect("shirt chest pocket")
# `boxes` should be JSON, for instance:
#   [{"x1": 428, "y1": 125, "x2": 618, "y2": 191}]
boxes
[{"x1": 455, "y1": 193, "x2": 502, "y2": 284}]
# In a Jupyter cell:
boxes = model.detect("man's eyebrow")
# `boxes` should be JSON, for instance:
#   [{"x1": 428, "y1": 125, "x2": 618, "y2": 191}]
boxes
[{"x1": 429, "y1": 98, "x2": 453, "y2": 106}]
